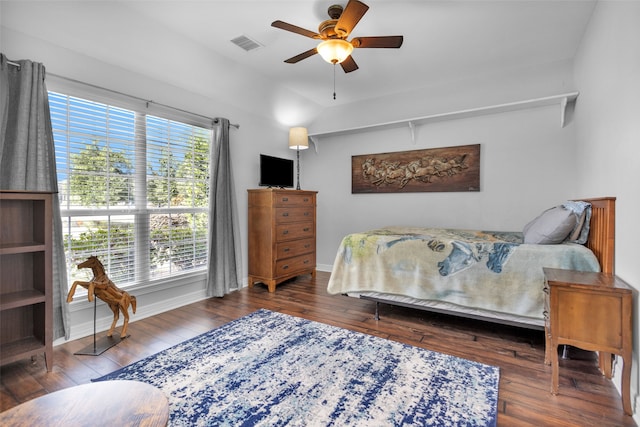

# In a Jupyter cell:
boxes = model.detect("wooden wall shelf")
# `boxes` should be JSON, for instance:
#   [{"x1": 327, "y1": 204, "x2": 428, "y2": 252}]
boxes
[{"x1": 308, "y1": 92, "x2": 579, "y2": 145}]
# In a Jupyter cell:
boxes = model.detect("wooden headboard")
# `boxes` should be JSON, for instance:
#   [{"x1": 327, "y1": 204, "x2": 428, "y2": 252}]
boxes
[{"x1": 581, "y1": 197, "x2": 616, "y2": 274}]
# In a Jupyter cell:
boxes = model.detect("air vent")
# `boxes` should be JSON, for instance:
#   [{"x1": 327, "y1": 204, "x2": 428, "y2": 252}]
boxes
[{"x1": 230, "y1": 35, "x2": 263, "y2": 52}]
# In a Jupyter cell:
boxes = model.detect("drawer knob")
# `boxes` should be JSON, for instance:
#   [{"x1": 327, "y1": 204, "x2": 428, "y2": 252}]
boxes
[
  {"x1": 283, "y1": 230, "x2": 289, "y2": 235},
  {"x1": 303, "y1": 228, "x2": 310, "y2": 232},
  {"x1": 282, "y1": 197, "x2": 289, "y2": 201},
  {"x1": 283, "y1": 248, "x2": 290, "y2": 252},
  {"x1": 282, "y1": 265, "x2": 289, "y2": 270},
  {"x1": 303, "y1": 260, "x2": 309, "y2": 264},
  {"x1": 282, "y1": 212, "x2": 289, "y2": 217}
]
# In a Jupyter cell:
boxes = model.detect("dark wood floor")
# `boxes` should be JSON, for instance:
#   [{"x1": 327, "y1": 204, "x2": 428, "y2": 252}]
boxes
[{"x1": 1, "y1": 271, "x2": 636, "y2": 426}]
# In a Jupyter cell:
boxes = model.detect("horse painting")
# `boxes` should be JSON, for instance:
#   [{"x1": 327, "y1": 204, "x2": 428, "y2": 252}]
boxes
[{"x1": 66, "y1": 256, "x2": 137, "y2": 338}]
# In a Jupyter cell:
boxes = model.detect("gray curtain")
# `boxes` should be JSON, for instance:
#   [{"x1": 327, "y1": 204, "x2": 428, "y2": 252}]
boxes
[
  {"x1": 206, "y1": 118, "x2": 242, "y2": 297},
  {"x1": 0, "y1": 54, "x2": 70, "y2": 340}
]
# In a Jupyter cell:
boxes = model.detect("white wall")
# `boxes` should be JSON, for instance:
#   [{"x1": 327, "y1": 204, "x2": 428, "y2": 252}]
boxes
[
  {"x1": 309, "y1": 105, "x2": 580, "y2": 270},
  {"x1": 573, "y1": 0, "x2": 640, "y2": 419},
  {"x1": 1, "y1": 24, "x2": 294, "y2": 341},
  {"x1": 309, "y1": 59, "x2": 576, "y2": 135},
  {"x1": 0, "y1": 1, "x2": 323, "y2": 127},
  {"x1": 305, "y1": 61, "x2": 581, "y2": 269},
  {"x1": 5, "y1": 9, "x2": 638, "y2": 420},
  {"x1": 0, "y1": 4, "x2": 584, "y2": 341}
]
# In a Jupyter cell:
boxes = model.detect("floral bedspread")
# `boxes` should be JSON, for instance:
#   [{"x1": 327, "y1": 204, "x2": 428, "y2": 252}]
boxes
[{"x1": 327, "y1": 227, "x2": 600, "y2": 320}]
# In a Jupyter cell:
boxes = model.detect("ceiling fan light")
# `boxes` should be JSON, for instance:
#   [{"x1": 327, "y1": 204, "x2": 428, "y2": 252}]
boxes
[{"x1": 317, "y1": 39, "x2": 354, "y2": 64}]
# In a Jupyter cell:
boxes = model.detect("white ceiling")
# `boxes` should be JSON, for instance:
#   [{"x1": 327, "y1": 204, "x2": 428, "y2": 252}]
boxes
[
  {"x1": 121, "y1": 0, "x2": 596, "y2": 105},
  {"x1": 2, "y1": 0, "x2": 597, "y2": 109}
]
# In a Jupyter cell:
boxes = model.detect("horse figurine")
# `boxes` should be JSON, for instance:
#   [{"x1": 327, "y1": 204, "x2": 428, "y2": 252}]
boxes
[{"x1": 66, "y1": 256, "x2": 137, "y2": 338}]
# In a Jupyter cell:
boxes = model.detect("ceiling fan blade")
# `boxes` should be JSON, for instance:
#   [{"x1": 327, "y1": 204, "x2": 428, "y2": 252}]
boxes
[
  {"x1": 352, "y1": 36, "x2": 404, "y2": 49},
  {"x1": 284, "y1": 48, "x2": 318, "y2": 64},
  {"x1": 335, "y1": 0, "x2": 369, "y2": 37},
  {"x1": 271, "y1": 20, "x2": 321, "y2": 39},
  {"x1": 340, "y1": 55, "x2": 359, "y2": 73}
]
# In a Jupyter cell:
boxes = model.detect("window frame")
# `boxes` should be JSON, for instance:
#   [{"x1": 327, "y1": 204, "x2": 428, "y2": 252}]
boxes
[{"x1": 47, "y1": 76, "x2": 214, "y2": 298}]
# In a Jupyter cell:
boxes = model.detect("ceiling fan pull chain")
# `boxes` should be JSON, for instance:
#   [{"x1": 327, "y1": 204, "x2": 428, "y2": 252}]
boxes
[{"x1": 333, "y1": 63, "x2": 337, "y2": 100}]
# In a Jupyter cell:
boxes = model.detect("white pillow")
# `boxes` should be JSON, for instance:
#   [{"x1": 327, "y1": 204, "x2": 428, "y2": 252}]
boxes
[{"x1": 523, "y1": 206, "x2": 576, "y2": 244}]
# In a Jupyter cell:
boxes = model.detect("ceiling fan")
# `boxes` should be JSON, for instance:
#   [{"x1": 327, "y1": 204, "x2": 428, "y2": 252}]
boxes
[{"x1": 271, "y1": 0, "x2": 404, "y2": 73}]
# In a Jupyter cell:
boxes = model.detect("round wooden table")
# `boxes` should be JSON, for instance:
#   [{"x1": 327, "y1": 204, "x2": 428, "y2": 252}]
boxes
[{"x1": 0, "y1": 380, "x2": 169, "y2": 426}]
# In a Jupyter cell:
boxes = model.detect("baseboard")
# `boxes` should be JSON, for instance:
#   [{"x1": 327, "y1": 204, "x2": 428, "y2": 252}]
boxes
[
  {"x1": 316, "y1": 263, "x2": 333, "y2": 272},
  {"x1": 54, "y1": 289, "x2": 209, "y2": 345}
]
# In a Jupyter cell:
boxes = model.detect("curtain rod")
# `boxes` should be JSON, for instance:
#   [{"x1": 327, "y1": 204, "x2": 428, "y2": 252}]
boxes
[
  {"x1": 47, "y1": 72, "x2": 239, "y2": 129},
  {"x1": 213, "y1": 118, "x2": 240, "y2": 129},
  {"x1": 7, "y1": 60, "x2": 21, "y2": 68}
]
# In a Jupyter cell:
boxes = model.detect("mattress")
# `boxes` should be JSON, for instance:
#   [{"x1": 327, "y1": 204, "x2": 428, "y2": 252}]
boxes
[{"x1": 327, "y1": 226, "x2": 600, "y2": 322}]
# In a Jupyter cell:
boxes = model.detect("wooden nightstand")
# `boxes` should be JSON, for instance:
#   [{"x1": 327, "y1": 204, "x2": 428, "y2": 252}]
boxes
[{"x1": 543, "y1": 267, "x2": 633, "y2": 416}]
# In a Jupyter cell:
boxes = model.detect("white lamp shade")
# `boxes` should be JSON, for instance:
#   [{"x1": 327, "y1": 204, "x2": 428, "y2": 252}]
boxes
[
  {"x1": 317, "y1": 39, "x2": 354, "y2": 64},
  {"x1": 289, "y1": 127, "x2": 309, "y2": 150}
]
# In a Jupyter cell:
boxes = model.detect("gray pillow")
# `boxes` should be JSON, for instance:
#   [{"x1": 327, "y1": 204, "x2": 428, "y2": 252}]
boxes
[{"x1": 523, "y1": 206, "x2": 576, "y2": 244}]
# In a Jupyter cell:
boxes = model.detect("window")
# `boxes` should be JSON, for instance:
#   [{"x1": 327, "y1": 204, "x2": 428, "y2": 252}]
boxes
[{"x1": 49, "y1": 92, "x2": 212, "y2": 291}]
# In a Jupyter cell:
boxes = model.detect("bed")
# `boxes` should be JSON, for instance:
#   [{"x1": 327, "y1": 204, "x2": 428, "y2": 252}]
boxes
[{"x1": 327, "y1": 197, "x2": 616, "y2": 331}]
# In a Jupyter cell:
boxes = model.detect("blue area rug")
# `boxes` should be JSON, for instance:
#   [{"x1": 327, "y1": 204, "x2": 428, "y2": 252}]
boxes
[{"x1": 94, "y1": 309, "x2": 499, "y2": 426}]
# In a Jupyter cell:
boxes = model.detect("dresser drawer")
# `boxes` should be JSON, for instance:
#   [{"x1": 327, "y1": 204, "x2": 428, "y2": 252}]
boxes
[
  {"x1": 276, "y1": 238, "x2": 315, "y2": 259},
  {"x1": 276, "y1": 253, "x2": 315, "y2": 276},
  {"x1": 273, "y1": 192, "x2": 315, "y2": 207},
  {"x1": 275, "y1": 207, "x2": 314, "y2": 223},
  {"x1": 275, "y1": 221, "x2": 314, "y2": 242}
]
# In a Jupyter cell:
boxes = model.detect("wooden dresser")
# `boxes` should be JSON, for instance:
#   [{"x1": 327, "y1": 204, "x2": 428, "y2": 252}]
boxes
[{"x1": 248, "y1": 189, "x2": 317, "y2": 292}]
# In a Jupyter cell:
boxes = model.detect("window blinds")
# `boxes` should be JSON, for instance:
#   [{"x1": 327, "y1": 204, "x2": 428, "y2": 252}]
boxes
[{"x1": 49, "y1": 91, "x2": 212, "y2": 289}]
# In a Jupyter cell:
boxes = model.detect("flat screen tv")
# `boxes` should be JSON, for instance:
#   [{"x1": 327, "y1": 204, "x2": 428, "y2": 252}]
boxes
[{"x1": 259, "y1": 154, "x2": 294, "y2": 188}]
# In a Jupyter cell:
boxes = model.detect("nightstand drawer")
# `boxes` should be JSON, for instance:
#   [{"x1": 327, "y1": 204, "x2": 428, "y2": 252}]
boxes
[
  {"x1": 276, "y1": 253, "x2": 315, "y2": 276},
  {"x1": 275, "y1": 221, "x2": 314, "y2": 242},
  {"x1": 554, "y1": 288, "x2": 624, "y2": 348},
  {"x1": 275, "y1": 207, "x2": 314, "y2": 223},
  {"x1": 276, "y1": 238, "x2": 314, "y2": 259}
]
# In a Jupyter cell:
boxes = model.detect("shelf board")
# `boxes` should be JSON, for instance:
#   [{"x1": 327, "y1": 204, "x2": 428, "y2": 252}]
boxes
[
  {"x1": 0, "y1": 336, "x2": 46, "y2": 366},
  {"x1": 0, "y1": 242, "x2": 46, "y2": 255},
  {"x1": 308, "y1": 92, "x2": 579, "y2": 144},
  {"x1": 0, "y1": 290, "x2": 46, "y2": 311}
]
